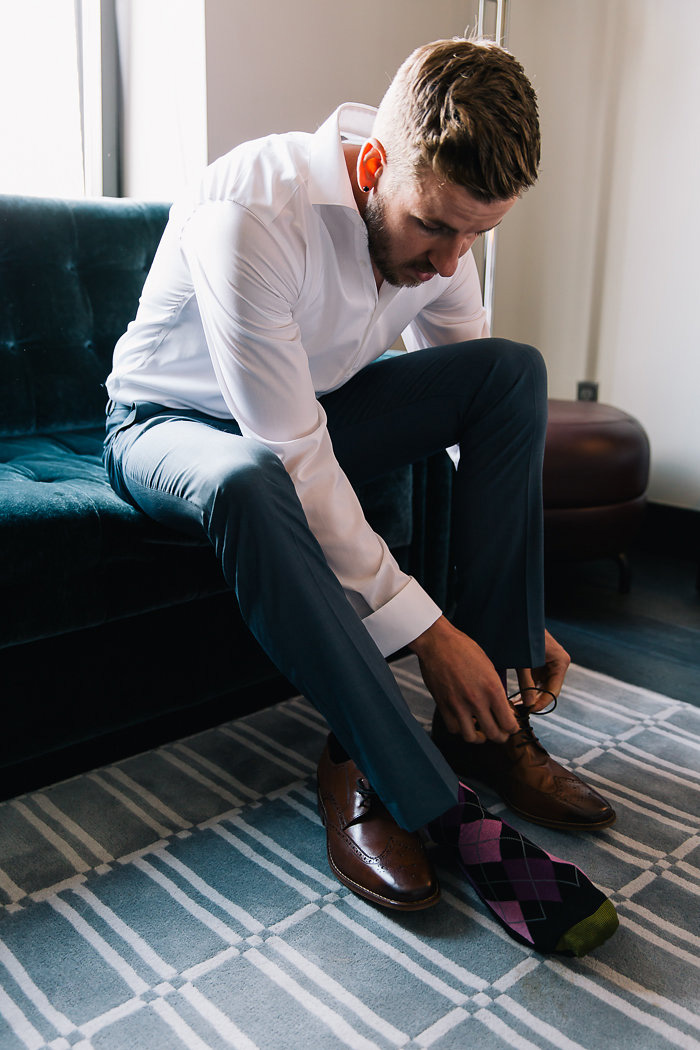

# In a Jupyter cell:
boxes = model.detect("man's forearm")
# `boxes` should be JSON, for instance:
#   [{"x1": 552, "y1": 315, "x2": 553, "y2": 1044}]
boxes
[{"x1": 409, "y1": 615, "x2": 518, "y2": 743}]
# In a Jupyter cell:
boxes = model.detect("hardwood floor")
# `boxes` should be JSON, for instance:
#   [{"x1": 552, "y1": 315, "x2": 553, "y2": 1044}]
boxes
[{"x1": 545, "y1": 544, "x2": 700, "y2": 707}]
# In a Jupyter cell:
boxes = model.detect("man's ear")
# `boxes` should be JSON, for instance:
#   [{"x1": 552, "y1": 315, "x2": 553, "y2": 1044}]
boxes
[{"x1": 357, "y1": 139, "x2": 387, "y2": 192}]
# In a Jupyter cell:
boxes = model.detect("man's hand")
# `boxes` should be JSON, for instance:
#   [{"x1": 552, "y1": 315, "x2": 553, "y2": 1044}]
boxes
[
  {"x1": 516, "y1": 629, "x2": 570, "y2": 712},
  {"x1": 408, "y1": 616, "x2": 518, "y2": 744}
]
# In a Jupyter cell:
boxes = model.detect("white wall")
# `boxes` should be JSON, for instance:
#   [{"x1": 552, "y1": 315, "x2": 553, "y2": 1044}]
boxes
[
  {"x1": 494, "y1": 0, "x2": 700, "y2": 510},
  {"x1": 116, "y1": 0, "x2": 700, "y2": 509},
  {"x1": 117, "y1": 0, "x2": 479, "y2": 209},
  {"x1": 204, "y1": 0, "x2": 478, "y2": 158}
]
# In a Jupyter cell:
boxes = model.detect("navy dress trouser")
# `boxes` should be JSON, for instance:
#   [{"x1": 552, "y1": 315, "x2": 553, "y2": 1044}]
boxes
[{"x1": 103, "y1": 339, "x2": 548, "y2": 831}]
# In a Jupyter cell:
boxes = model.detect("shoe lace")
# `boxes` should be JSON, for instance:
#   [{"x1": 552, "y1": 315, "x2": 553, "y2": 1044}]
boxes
[
  {"x1": 506, "y1": 689, "x2": 558, "y2": 752},
  {"x1": 343, "y1": 777, "x2": 379, "y2": 828},
  {"x1": 356, "y1": 778, "x2": 378, "y2": 808}
]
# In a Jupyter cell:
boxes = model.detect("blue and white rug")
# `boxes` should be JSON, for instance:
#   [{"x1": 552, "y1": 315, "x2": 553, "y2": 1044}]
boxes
[{"x1": 1, "y1": 657, "x2": 699, "y2": 1050}]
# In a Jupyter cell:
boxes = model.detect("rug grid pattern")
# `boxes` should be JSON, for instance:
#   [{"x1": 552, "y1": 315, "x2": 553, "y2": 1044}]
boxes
[{"x1": 0, "y1": 656, "x2": 699, "y2": 1049}]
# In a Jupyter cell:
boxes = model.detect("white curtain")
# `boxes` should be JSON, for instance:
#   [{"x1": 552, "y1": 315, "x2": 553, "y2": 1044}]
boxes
[{"x1": 0, "y1": 0, "x2": 85, "y2": 196}]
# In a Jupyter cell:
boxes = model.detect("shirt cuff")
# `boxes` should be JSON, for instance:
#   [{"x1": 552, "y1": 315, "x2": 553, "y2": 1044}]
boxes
[{"x1": 362, "y1": 577, "x2": 442, "y2": 657}]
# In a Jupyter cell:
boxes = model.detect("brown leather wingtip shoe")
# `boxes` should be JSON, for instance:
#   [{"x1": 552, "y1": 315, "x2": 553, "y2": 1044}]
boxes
[
  {"x1": 317, "y1": 737, "x2": 440, "y2": 911},
  {"x1": 431, "y1": 705, "x2": 616, "y2": 832}
]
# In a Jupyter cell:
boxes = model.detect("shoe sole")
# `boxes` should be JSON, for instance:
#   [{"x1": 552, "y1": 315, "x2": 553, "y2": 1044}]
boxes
[
  {"x1": 500, "y1": 795, "x2": 617, "y2": 832},
  {"x1": 432, "y1": 730, "x2": 617, "y2": 832},
  {"x1": 441, "y1": 763, "x2": 617, "y2": 832},
  {"x1": 317, "y1": 790, "x2": 441, "y2": 912}
]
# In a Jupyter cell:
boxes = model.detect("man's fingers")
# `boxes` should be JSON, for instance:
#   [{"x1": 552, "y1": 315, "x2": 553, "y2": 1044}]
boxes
[
  {"x1": 524, "y1": 689, "x2": 556, "y2": 713},
  {"x1": 413, "y1": 617, "x2": 526, "y2": 744},
  {"x1": 442, "y1": 706, "x2": 485, "y2": 743},
  {"x1": 490, "y1": 695, "x2": 520, "y2": 738},
  {"x1": 460, "y1": 721, "x2": 487, "y2": 745},
  {"x1": 536, "y1": 629, "x2": 571, "y2": 700},
  {"x1": 516, "y1": 667, "x2": 535, "y2": 689},
  {"x1": 456, "y1": 693, "x2": 517, "y2": 743},
  {"x1": 543, "y1": 660, "x2": 568, "y2": 699},
  {"x1": 517, "y1": 644, "x2": 569, "y2": 711},
  {"x1": 441, "y1": 691, "x2": 514, "y2": 743}
]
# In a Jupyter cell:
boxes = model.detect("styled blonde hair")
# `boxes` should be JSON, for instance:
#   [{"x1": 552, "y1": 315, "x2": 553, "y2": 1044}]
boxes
[{"x1": 373, "y1": 38, "x2": 540, "y2": 201}]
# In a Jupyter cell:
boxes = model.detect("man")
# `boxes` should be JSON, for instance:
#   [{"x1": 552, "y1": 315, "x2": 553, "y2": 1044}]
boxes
[{"x1": 104, "y1": 38, "x2": 618, "y2": 955}]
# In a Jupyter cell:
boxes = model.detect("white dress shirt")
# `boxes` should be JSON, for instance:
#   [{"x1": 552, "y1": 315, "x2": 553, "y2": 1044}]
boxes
[{"x1": 107, "y1": 104, "x2": 489, "y2": 656}]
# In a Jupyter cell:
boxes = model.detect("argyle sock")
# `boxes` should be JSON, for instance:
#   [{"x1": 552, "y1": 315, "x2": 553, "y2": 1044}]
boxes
[{"x1": 429, "y1": 782, "x2": 618, "y2": 956}]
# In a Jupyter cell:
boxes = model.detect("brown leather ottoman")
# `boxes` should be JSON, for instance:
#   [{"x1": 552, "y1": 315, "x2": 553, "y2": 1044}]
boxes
[{"x1": 543, "y1": 400, "x2": 650, "y2": 592}]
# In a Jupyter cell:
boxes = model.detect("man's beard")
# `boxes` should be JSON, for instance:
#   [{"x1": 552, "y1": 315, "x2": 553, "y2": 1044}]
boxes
[{"x1": 363, "y1": 192, "x2": 421, "y2": 289}]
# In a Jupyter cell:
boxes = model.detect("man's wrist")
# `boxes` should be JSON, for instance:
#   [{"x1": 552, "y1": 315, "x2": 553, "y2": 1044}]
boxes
[{"x1": 408, "y1": 614, "x2": 452, "y2": 658}]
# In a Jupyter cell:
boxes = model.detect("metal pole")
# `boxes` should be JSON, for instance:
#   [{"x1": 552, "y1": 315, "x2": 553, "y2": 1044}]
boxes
[{"x1": 477, "y1": 0, "x2": 510, "y2": 330}]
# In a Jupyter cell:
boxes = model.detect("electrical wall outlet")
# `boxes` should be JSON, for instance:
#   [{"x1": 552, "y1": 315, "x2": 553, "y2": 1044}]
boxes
[{"x1": 577, "y1": 381, "x2": 599, "y2": 402}]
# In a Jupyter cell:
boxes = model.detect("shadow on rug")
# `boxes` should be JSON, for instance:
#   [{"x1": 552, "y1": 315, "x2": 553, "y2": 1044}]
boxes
[{"x1": 1, "y1": 657, "x2": 699, "y2": 1049}]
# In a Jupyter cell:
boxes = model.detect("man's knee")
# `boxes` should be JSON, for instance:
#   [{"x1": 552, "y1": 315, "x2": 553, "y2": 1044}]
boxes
[
  {"x1": 209, "y1": 439, "x2": 290, "y2": 510},
  {"x1": 488, "y1": 338, "x2": 547, "y2": 402}
]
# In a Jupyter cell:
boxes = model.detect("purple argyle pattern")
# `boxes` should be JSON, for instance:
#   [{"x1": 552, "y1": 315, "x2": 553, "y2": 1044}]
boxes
[{"x1": 428, "y1": 782, "x2": 607, "y2": 951}]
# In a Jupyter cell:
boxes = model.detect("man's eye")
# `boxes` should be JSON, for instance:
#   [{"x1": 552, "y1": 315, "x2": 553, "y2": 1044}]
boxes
[{"x1": 417, "y1": 220, "x2": 441, "y2": 232}]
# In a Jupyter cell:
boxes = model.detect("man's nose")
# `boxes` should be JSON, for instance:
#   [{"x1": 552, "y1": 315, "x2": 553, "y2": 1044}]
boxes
[{"x1": 430, "y1": 236, "x2": 474, "y2": 278}]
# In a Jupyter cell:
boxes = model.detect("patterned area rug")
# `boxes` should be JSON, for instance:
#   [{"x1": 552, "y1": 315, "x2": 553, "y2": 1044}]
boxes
[{"x1": 1, "y1": 657, "x2": 699, "y2": 1050}]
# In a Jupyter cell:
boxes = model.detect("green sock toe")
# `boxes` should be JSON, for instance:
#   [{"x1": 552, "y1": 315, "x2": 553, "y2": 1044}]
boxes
[{"x1": 556, "y1": 898, "x2": 619, "y2": 957}]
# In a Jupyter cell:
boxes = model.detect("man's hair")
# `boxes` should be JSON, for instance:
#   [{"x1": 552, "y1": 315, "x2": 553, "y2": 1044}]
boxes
[{"x1": 373, "y1": 38, "x2": 540, "y2": 202}]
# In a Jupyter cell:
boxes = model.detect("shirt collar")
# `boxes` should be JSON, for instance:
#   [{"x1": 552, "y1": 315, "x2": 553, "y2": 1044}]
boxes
[{"x1": 307, "y1": 103, "x2": 377, "y2": 209}]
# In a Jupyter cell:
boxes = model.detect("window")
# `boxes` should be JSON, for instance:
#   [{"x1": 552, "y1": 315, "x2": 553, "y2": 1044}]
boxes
[
  {"x1": 0, "y1": 0, "x2": 206, "y2": 202},
  {"x1": 0, "y1": 1, "x2": 85, "y2": 197}
]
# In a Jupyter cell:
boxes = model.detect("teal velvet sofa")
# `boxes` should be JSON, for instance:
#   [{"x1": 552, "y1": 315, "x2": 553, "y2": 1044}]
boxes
[{"x1": 0, "y1": 194, "x2": 453, "y2": 799}]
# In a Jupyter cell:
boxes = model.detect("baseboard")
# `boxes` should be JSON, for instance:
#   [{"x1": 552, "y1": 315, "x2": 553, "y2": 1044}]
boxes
[
  {"x1": 638, "y1": 502, "x2": 699, "y2": 560},
  {"x1": 0, "y1": 675, "x2": 299, "y2": 803}
]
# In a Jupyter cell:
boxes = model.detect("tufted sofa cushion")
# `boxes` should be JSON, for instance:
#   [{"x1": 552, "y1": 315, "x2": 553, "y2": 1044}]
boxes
[
  {"x1": 0, "y1": 195, "x2": 171, "y2": 436},
  {"x1": 0, "y1": 195, "x2": 224, "y2": 646},
  {"x1": 0, "y1": 421, "x2": 414, "y2": 646},
  {"x1": 0, "y1": 430, "x2": 137, "y2": 585}
]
